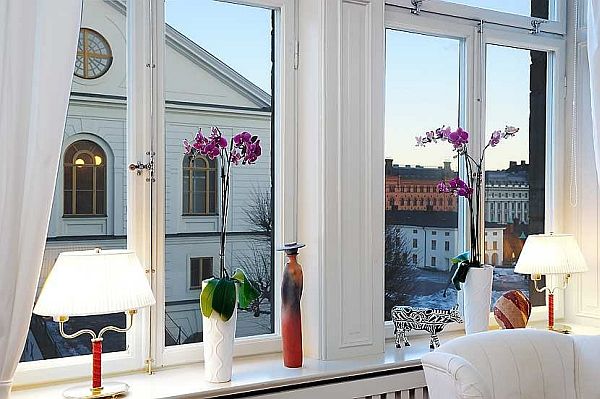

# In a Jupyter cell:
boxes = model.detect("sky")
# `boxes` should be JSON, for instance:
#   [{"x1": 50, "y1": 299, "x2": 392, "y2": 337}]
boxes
[{"x1": 166, "y1": 0, "x2": 272, "y2": 94}]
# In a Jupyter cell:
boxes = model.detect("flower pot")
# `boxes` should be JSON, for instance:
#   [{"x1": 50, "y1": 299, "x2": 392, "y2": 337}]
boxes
[
  {"x1": 462, "y1": 264, "x2": 494, "y2": 334},
  {"x1": 202, "y1": 280, "x2": 238, "y2": 383}
]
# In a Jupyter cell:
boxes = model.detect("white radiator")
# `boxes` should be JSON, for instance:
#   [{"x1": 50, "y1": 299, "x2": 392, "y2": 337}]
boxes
[{"x1": 239, "y1": 368, "x2": 428, "y2": 399}]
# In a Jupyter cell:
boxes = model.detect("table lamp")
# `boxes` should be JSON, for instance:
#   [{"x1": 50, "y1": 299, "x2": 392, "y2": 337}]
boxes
[
  {"x1": 33, "y1": 249, "x2": 155, "y2": 398},
  {"x1": 515, "y1": 233, "x2": 587, "y2": 332}
]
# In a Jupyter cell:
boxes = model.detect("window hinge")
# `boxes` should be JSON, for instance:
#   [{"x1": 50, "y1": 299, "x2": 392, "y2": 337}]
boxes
[
  {"x1": 411, "y1": 0, "x2": 423, "y2": 15},
  {"x1": 294, "y1": 40, "x2": 299, "y2": 70},
  {"x1": 129, "y1": 151, "x2": 155, "y2": 182},
  {"x1": 145, "y1": 357, "x2": 154, "y2": 375},
  {"x1": 530, "y1": 19, "x2": 546, "y2": 35}
]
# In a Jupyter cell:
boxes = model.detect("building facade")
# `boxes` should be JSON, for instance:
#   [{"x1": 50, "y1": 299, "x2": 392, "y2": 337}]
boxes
[
  {"x1": 385, "y1": 159, "x2": 458, "y2": 212},
  {"x1": 484, "y1": 161, "x2": 530, "y2": 224}
]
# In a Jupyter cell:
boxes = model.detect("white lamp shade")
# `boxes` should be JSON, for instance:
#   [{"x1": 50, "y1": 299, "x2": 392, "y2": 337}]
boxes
[
  {"x1": 515, "y1": 234, "x2": 588, "y2": 275},
  {"x1": 33, "y1": 249, "x2": 155, "y2": 317}
]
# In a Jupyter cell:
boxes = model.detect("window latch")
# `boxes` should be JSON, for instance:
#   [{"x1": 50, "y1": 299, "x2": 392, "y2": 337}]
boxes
[
  {"x1": 530, "y1": 19, "x2": 546, "y2": 35},
  {"x1": 129, "y1": 151, "x2": 155, "y2": 182},
  {"x1": 411, "y1": 0, "x2": 423, "y2": 15}
]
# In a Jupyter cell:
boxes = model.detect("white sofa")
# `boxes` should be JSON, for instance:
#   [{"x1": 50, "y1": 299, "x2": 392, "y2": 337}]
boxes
[{"x1": 421, "y1": 329, "x2": 600, "y2": 399}]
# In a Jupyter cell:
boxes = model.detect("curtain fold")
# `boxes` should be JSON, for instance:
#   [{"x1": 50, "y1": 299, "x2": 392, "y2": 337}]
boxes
[
  {"x1": 589, "y1": 0, "x2": 600, "y2": 183},
  {"x1": 0, "y1": 1, "x2": 81, "y2": 398}
]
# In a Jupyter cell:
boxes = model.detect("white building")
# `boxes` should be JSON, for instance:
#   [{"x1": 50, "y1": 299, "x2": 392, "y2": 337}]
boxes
[
  {"x1": 484, "y1": 161, "x2": 529, "y2": 225},
  {"x1": 386, "y1": 211, "x2": 505, "y2": 271},
  {"x1": 37, "y1": 0, "x2": 273, "y2": 351}
]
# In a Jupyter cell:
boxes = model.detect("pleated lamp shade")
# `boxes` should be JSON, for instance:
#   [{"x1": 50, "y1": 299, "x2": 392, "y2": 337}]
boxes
[
  {"x1": 515, "y1": 234, "x2": 588, "y2": 275},
  {"x1": 34, "y1": 249, "x2": 155, "y2": 317}
]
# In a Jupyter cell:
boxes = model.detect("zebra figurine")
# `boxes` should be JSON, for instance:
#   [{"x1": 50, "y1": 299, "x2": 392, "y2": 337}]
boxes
[{"x1": 391, "y1": 304, "x2": 462, "y2": 350}]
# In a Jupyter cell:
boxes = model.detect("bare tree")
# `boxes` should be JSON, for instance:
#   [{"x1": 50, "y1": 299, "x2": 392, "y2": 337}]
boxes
[
  {"x1": 385, "y1": 225, "x2": 417, "y2": 320},
  {"x1": 236, "y1": 188, "x2": 273, "y2": 317}
]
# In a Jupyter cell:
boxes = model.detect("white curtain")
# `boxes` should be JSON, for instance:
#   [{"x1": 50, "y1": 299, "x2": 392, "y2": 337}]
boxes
[
  {"x1": 589, "y1": 0, "x2": 600, "y2": 182},
  {"x1": 0, "y1": 1, "x2": 81, "y2": 398}
]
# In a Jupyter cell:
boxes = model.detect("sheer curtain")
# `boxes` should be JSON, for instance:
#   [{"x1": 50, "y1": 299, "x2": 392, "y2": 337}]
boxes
[
  {"x1": 0, "y1": 1, "x2": 81, "y2": 398},
  {"x1": 589, "y1": 0, "x2": 600, "y2": 182}
]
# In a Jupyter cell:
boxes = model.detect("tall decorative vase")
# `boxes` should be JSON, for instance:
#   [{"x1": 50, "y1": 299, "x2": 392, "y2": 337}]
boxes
[
  {"x1": 462, "y1": 264, "x2": 494, "y2": 334},
  {"x1": 278, "y1": 242, "x2": 305, "y2": 368},
  {"x1": 202, "y1": 280, "x2": 238, "y2": 383}
]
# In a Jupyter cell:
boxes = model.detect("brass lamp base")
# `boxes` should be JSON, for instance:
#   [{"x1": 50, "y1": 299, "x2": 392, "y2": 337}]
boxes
[
  {"x1": 550, "y1": 323, "x2": 572, "y2": 334},
  {"x1": 63, "y1": 382, "x2": 129, "y2": 399}
]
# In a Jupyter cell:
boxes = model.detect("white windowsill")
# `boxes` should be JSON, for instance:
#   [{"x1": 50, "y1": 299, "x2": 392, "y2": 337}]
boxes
[{"x1": 12, "y1": 333, "x2": 455, "y2": 399}]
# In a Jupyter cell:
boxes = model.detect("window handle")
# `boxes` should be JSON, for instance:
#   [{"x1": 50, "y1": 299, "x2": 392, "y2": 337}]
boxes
[{"x1": 129, "y1": 151, "x2": 155, "y2": 182}]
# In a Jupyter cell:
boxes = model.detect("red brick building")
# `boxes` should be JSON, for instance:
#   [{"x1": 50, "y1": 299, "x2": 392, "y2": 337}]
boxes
[{"x1": 385, "y1": 159, "x2": 458, "y2": 212}]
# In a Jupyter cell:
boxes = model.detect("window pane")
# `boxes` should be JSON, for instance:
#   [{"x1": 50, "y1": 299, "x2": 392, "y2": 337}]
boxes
[
  {"x1": 164, "y1": 0, "x2": 274, "y2": 346},
  {"x1": 385, "y1": 30, "x2": 461, "y2": 320},
  {"x1": 75, "y1": 166, "x2": 93, "y2": 190},
  {"x1": 484, "y1": 45, "x2": 547, "y2": 308},
  {"x1": 21, "y1": 0, "x2": 127, "y2": 363},
  {"x1": 442, "y1": 0, "x2": 550, "y2": 19}
]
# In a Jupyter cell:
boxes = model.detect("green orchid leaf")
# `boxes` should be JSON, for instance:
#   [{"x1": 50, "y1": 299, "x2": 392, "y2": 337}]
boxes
[
  {"x1": 232, "y1": 269, "x2": 260, "y2": 309},
  {"x1": 212, "y1": 278, "x2": 237, "y2": 321},
  {"x1": 200, "y1": 278, "x2": 218, "y2": 318},
  {"x1": 451, "y1": 251, "x2": 470, "y2": 265}
]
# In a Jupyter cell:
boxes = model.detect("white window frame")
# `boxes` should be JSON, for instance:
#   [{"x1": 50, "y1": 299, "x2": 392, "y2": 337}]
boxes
[
  {"x1": 386, "y1": 0, "x2": 566, "y2": 35},
  {"x1": 383, "y1": 3, "x2": 566, "y2": 339},
  {"x1": 15, "y1": 0, "x2": 296, "y2": 385},
  {"x1": 151, "y1": 0, "x2": 297, "y2": 368}
]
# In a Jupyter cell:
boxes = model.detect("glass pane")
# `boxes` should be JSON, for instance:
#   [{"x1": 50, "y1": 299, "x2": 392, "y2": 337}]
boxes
[
  {"x1": 484, "y1": 45, "x2": 547, "y2": 308},
  {"x1": 164, "y1": 0, "x2": 274, "y2": 346},
  {"x1": 75, "y1": 166, "x2": 93, "y2": 190},
  {"x1": 21, "y1": 0, "x2": 128, "y2": 362},
  {"x1": 385, "y1": 30, "x2": 461, "y2": 320},
  {"x1": 442, "y1": 0, "x2": 550, "y2": 19}
]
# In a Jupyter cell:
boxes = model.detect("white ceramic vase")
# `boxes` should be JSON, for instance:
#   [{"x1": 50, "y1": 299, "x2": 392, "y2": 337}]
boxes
[
  {"x1": 202, "y1": 280, "x2": 238, "y2": 383},
  {"x1": 462, "y1": 264, "x2": 494, "y2": 334}
]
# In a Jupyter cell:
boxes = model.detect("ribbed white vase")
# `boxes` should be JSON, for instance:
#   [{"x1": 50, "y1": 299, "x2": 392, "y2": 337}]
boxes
[
  {"x1": 202, "y1": 280, "x2": 238, "y2": 383},
  {"x1": 463, "y1": 265, "x2": 494, "y2": 334}
]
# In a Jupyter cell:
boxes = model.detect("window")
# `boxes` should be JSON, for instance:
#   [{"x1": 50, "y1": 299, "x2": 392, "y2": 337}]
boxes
[
  {"x1": 412, "y1": 254, "x2": 418, "y2": 265},
  {"x1": 441, "y1": 0, "x2": 551, "y2": 19},
  {"x1": 63, "y1": 140, "x2": 107, "y2": 216},
  {"x1": 385, "y1": 2, "x2": 561, "y2": 321},
  {"x1": 22, "y1": 0, "x2": 127, "y2": 368},
  {"x1": 445, "y1": 241, "x2": 450, "y2": 251},
  {"x1": 163, "y1": 0, "x2": 276, "y2": 350},
  {"x1": 431, "y1": 257, "x2": 436, "y2": 268},
  {"x1": 189, "y1": 257, "x2": 214, "y2": 289},
  {"x1": 385, "y1": 28, "x2": 460, "y2": 313},
  {"x1": 431, "y1": 231, "x2": 437, "y2": 236},
  {"x1": 74, "y1": 28, "x2": 113, "y2": 79},
  {"x1": 182, "y1": 155, "x2": 217, "y2": 215},
  {"x1": 444, "y1": 232, "x2": 450, "y2": 237},
  {"x1": 484, "y1": 44, "x2": 549, "y2": 307}
]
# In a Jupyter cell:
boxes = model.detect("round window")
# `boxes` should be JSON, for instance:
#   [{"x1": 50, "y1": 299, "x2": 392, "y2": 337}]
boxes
[{"x1": 74, "y1": 28, "x2": 113, "y2": 79}]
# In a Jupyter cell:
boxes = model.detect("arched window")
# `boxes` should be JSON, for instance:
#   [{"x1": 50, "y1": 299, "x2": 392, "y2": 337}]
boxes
[
  {"x1": 63, "y1": 140, "x2": 106, "y2": 216},
  {"x1": 183, "y1": 155, "x2": 217, "y2": 215}
]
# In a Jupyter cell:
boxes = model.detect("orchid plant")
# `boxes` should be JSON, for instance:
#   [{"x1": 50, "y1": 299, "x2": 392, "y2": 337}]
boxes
[
  {"x1": 183, "y1": 127, "x2": 261, "y2": 321},
  {"x1": 416, "y1": 125, "x2": 519, "y2": 289}
]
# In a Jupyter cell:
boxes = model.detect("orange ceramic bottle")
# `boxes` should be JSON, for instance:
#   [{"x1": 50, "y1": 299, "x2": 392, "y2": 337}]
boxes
[{"x1": 278, "y1": 242, "x2": 305, "y2": 368}]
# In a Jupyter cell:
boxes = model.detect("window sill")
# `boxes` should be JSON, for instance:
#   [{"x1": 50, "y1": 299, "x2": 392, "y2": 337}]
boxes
[{"x1": 12, "y1": 333, "x2": 458, "y2": 399}]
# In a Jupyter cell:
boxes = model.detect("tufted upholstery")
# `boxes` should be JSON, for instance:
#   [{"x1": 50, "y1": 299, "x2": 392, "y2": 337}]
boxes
[{"x1": 422, "y1": 329, "x2": 600, "y2": 399}]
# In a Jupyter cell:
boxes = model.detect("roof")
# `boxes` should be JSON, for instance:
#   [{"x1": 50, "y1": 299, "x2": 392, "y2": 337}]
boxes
[
  {"x1": 385, "y1": 160, "x2": 456, "y2": 181},
  {"x1": 485, "y1": 162, "x2": 529, "y2": 186},
  {"x1": 107, "y1": 1, "x2": 271, "y2": 109},
  {"x1": 386, "y1": 210, "x2": 505, "y2": 230}
]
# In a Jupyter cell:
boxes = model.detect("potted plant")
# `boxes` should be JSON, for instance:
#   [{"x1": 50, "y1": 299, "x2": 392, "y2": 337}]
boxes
[
  {"x1": 183, "y1": 127, "x2": 261, "y2": 382},
  {"x1": 416, "y1": 125, "x2": 519, "y2": 333}
]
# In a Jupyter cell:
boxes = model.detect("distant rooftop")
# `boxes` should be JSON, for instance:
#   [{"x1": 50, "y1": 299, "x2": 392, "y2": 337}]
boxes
[
  {"x1": 485, "y1": 160, "x2": 528, "y2": 185},
  {"x1": 386, "y1": 210, "x2": 505, "y2": 229},
  {"x1": 385, "y1": 159, "x2": 456, "y2": 181}
]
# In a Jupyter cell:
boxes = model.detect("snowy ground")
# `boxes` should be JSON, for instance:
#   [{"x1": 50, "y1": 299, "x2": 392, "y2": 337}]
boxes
[{"x1": 404, "y1": 266, "x2": 530, "y2": 310}]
